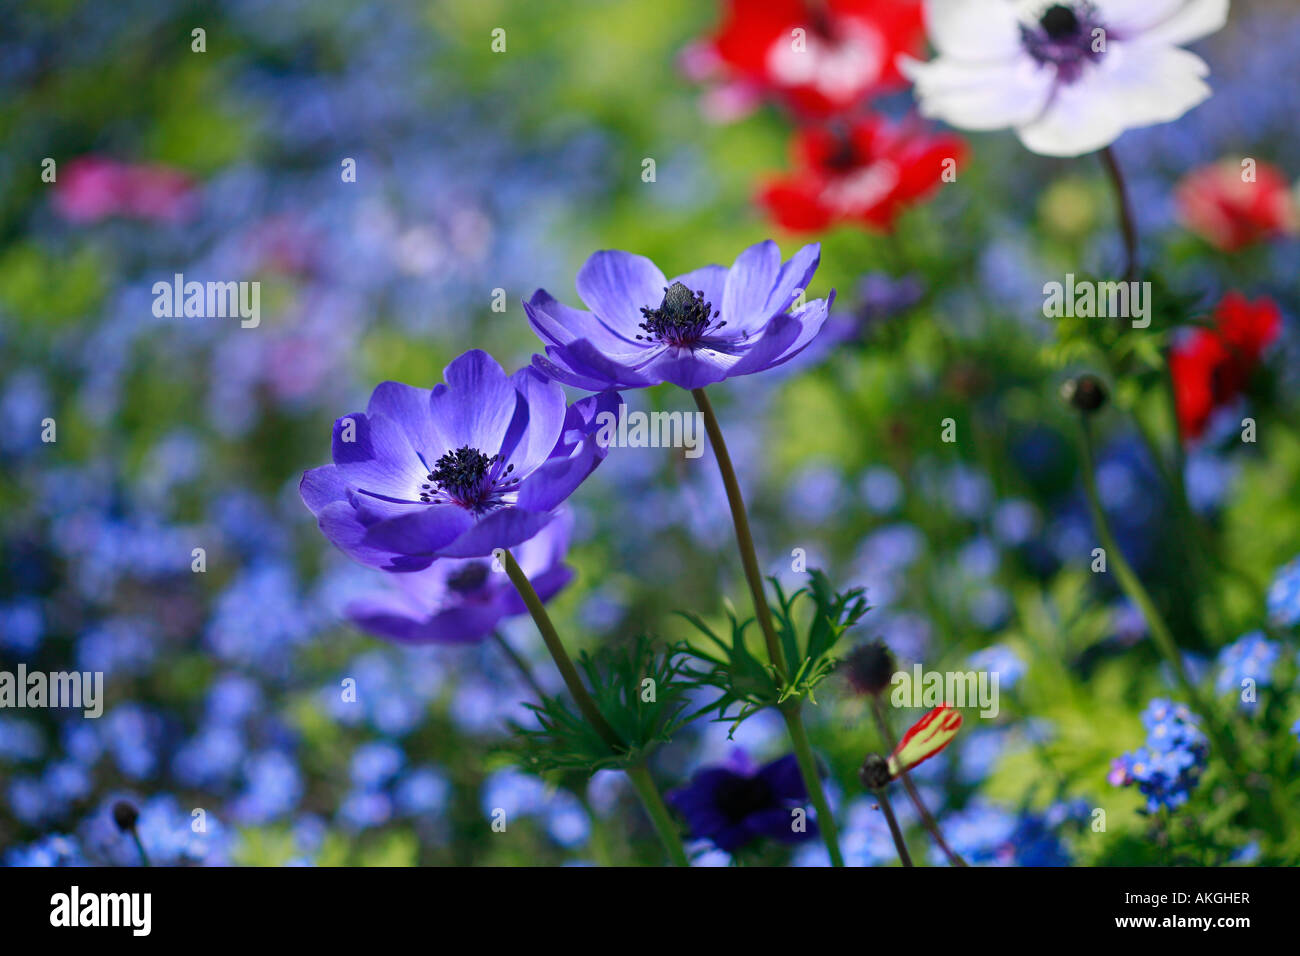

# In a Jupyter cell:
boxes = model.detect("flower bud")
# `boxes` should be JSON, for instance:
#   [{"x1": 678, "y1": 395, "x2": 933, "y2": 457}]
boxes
[
  {"x1": 886, "y1": 705, "x2": 963, "y2": 778},
  {"x1": 112, "y1": 800, "x2": 139, "y2": 833},
  {"x1": 844, "y1": 641, "x2": 895, "y2": 696},
  {"x1": 1061, "y1": 374, "x2": 1107, "y2": 413}
]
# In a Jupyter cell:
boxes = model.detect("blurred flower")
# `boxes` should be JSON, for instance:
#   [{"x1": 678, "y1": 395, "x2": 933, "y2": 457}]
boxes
[
  {"x1": 345, "y1": 510, "x2": 573, "y2": 645},
  {"x1": 1175, "y1": 158, "x2": 1297, "y2": 252},
  {"x1": 53, "y1": 156, "x2": 196, "y2": 224},
  {"x1": 80, "y1": 795, "x2": 227, "y2": 866},
  {"x1": 1110, "y1": 698, "x2": 1207, "y2": 813},
  {"x1": 1214, "y1": 631, "x2": 1279, "y2": 712},
  {"x1": 1170, "y1": 292, "x2": 1281, "y2": 440},
  {"x1": 667, "y1": 749, "x2": 818, "y2": 854},
  {"x1": 527, "y1": 240, "x2": 832, "y2": 391},
  {"x1": 1266, "y1": 554, "x2": 1300, "y2": 628},
  {"x1": 937, "y1": 800, "x2": 1075, "y2": 866},
  {"x1": 903, "y1": 0, "x2": 1228, "y2": 157},
  {"x1": 968, "y1": 644, "x2": 1026, "y2": 690},
  {"x1": 759, "y1": 118, "x2": 965, "y2": 232},
  {"x1": 687, "y1": 0, "x2": 924, "y2": 119},
  {"x1": 843, "y1": 640, "x2": 895, "y2": 696},
  {"x1": 4, "y1": 834, "x2": 86, "y2": 868},
  {"x1": 301, "y1": 350, "x2": 617, "y2": 569}
]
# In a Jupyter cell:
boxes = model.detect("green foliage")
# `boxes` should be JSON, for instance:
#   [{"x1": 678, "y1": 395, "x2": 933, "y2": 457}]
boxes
[
  {"x1": 510, "y1": 636, "x2": 696, "y2": 775},
  {"x1": 677, "y1": 570, "x2": 868, "y2": 734}
]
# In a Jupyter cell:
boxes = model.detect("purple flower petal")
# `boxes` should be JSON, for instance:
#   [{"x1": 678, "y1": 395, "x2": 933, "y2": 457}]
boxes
[
  {"x1": 435, "y1": 506, "x2": 556, "y2": 559},
  {"x1": 367, "y1": 381, "x2": 442, "y2": 462},
  {"x1": 763, "y1": 242, "x2": 821, "y2": 317},
  {"x1": 317, "y1": 501, "x2": 435, "y2": 571},
  {"x1": 576, "y1": 250, "x2": 667, "y2": 334},
  {"x1": 499, "y1": 368, "x2": 567, "y2": 479},
  {"x1": 523, "y1": 290, "x2": 641, "y2": 351},
  {"x1": 721, "y1": 240, "x2": 781, "y2": 330},
  {"x1": 429, "y1": 350, "x2": 518, "y2": 454},
  {"x1": 360, "y1": 506, "x2": 476, "y2": 560}
]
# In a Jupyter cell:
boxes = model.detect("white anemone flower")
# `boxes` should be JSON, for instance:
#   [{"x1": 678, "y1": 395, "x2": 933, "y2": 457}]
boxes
[{"x1": 901, "y1": 1, "x2": 1230, "y2": 157}]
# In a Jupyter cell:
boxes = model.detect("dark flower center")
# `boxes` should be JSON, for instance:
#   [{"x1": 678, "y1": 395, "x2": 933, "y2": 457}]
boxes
[
  {"x1": 1021, "y1": 2, "x2": 1103, "y2": 83},
  {"x1": 713, "y1": 774, "x2": 775, "y2": 824},
  {"x1": 419, "y1": 445, "x2": 518, "y2": 511},
  {"x1": 1040, "y1": 4, "x2": 1079, "y2": 39},
  {"x1": 637, "y1": 281, "x2": 726, "y2": 348},
  {"x1": 446, "y1": 561, "x2": 491, "y2": 594},
  {"x1": 824, "y1": 130, "x2": 861, "y2": 172}
]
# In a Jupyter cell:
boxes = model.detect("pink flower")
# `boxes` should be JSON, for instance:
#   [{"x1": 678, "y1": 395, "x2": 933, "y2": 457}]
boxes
[{"x1": 53, "y1": 156, "x2": 196, "y2": 224}]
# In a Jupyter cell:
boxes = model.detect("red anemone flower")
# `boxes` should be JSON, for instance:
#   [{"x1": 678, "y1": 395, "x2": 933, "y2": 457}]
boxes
[
  {"x1": 1175, "y1": 159, "x2": 1298, "y2": 253},
  {"x1": 1171, "y1": 292, "x2": 1282, "y2": 440},
  {"x1": 698, "y1": 0, "x2": 925, "y2": 119},
  {"x1": 758, "y1": 117, "x2": 965, "y2": 232}
]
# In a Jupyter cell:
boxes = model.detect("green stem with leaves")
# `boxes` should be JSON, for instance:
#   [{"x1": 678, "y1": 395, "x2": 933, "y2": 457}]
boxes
[
  {"x1": 502, "y1": 549, "x2": 688, "y2": 867},
  {"x1": 1074, "y1": 416, "x2": 1246, "y2": 781},
  {"x1": 692, "y1": 386, "x2": 845, "y2": 867},
  {"x1": 871, "y1": 697, "x2": 966, "y2": 866},
  {"x1": 872, "y1": 785, "x2": 913, "y2": 867}
]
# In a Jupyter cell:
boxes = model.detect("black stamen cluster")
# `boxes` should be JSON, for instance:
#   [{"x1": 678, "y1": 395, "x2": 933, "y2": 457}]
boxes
[
  {"x1": 420, "y1": 445, "x2": 517, "y2": 507},
  {"x1": 637, "y1": 281, "x2": 726, "y2": 347}
]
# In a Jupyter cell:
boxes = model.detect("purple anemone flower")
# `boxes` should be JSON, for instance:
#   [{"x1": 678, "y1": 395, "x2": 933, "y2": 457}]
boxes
[
  {"x1": 300, "y1": 349, "x2": 618, "y2": 570},
  {"x1": 667, "y1": 749, "x2": 818, "y2": 854},
  {"x1": 344, "y1": 510, "x2": 574, "y2": 645},
  {"x1": 525, "y1": 240, "x2": 834, "y2": 391}
]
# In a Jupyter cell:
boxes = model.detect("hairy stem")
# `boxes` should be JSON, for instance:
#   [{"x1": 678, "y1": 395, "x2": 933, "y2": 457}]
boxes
[
  {"x1": 871, "y1": 696, "x2": 966, "y2": 866},
  {"x1": 692, "y1": 386, "x2": 844, "y2": 866},
  {"x1": 502, "y1": 549, "x2": 688, "y2": 866},
  {"x1": 490, "y1": 630, "x2": 547, "y2": 702},
  {"x1": 873, "y1": 786, "x2": 913, "y2": 867},
  {"x1": 625, "y1": 763, "x2": 690, "y2": 867},
  {"x1": 1100, "y1": 145, "x2": 1138, "y2": 281}
]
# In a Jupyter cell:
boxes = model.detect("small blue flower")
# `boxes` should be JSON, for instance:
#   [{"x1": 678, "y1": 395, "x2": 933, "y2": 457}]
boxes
[
  {"x1": 1112, "y1": 699, "x2": 1208, "y2": 813},
  {"x1": 4, "y1": 834, "x2": 86, "y2": 867},
  {"x1": 968, "y1": 644, "x2": 1026, "y2": 690},
  {"x1": 1267, "y1": 554, "x2": 1300, "y2": 627},
  {"x1": 1215, "y1": 632, "x2": 1280, "y2": 711}
]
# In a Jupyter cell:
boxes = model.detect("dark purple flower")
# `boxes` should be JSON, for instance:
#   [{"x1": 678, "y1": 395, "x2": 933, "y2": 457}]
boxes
[
  {"x1": 667, "y1": 750, "x2": 818, "y2": 854},
  {"x1": 526, "y1": 240, "x2": 833, "y2": 391},
  {"x1": 344, "y1": 510, "x2": 574, "y2": 645},
  {"x1": 300, "y1": 349, "x2": 618, "y2": 570}
]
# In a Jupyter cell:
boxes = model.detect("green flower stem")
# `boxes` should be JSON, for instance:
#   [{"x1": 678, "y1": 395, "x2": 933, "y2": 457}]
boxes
[
  {"x1": 490, "y1": 630, "x2": 547, "y2": 702},
  {"x1": 779, "y1": 704, "x2": 845, "y2": 867},
  {"x1": 871, "y1": 696, "x2": 967, "y2": 867},
  {"x1": 692, "y1": 386, "x2": 846, "y2": 867},
  {"x1": 625, "y1": 763, "x2": 690, "y2": 867},
  {"x1": 872, "y1": 785, "x2": 913, "y2": 867},
  {"x1": 503, "y1": 549, "x2": 622, "y2": 751},
  {"x1": 502, "y1": 549, "x2": 688, "y2": 867},
  {"x1": 691, "y1": 388, "x2": 785, "y2": 676},
  {"x1": 1100, "y1": 145, "x2": 1138, "y2": 282},
  {"x1": 1075, "y1": 416, "x2": 1244, "y2": 777},
  {"x1": 131, "y1": 830, "x2": 151, "y2": 867}
]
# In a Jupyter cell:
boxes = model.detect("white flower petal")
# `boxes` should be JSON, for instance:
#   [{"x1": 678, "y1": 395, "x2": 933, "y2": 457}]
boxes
[
  {"x1": 1134, "y1": 0, "x2": 1230, "y2": 46},
  {"x1": 1015, "y1": 42, "x2": 1211, "y2": 156},
  {"x1": 904, "y1": 52, "x2": 1054, "y2": 130},
  {"x1": 1091, "y1": 0, "x2": 1186, "y2": 36},
  {"x1": 922, "y1": 0, "x2": 1024, "y2": 59}
]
